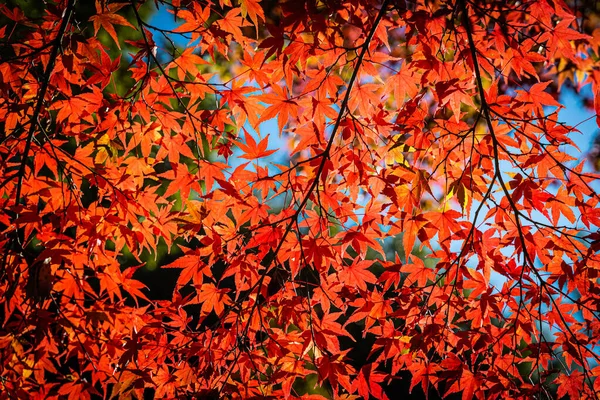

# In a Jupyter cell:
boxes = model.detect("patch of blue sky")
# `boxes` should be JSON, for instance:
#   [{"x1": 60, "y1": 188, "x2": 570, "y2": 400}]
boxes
[
  {"x1": 147, "y1": 4, "x2": 199, "y2": 52},
  {"x1": 559, "y1": 85, "x2": 597, "y2": 162}
]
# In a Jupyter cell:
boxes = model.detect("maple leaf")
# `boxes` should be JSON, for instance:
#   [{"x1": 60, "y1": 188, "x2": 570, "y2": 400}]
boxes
[
  {"x1": 237, "y1": 131, "x2": 277, "y2": 159},
  {"x1": 195, "y1": 283, "x2": 231, "y2": 316},
  {"x1": 218, "y1": 8, "x2": 246, "y2": 44},
  {"x1": 162, "y1": 247, "x2": 211, "y2": 288},
  {"x1": 89, "y1": 2, "x2": 135, "y2": 50},
  {"x1": 555, "y1": 370, "x2": 584, "y2": 399},
  {"x1": 239, "y1": 0, "x2": 265, "y2": 28},
  {"x1": 158, "y1": 162, "x2": 200, "y2": 199},
  {"x1": 354, "y1": 364, "x2": 389, "y2": 400},
  {"x1": 409, "y1": 362, "x2": 440, "y2": 398},
  {"x1": 339, "y1": 259, "x2": 377, "y2": 291},
  {"x1": 387, "y1": 65, "x2": 420, "y2": 107},
  {"x1": 402, "y1": 214, "x2": 429, "y2": 258},
  {"x1": 169, "y1": 47, "x2": 208, "y2": 80},
  {"x1": 402, "y1": 255, "x2": 435, "y2": 287},
  {"x1": 515, "y1": 81, "x2": 562, "y2": 114},
  {"x1": 221, "y1": 80, "x2": 264, "y2": 128},
  {"x1": 349, "y1": 83, "x2": 382, "y2": 117},
  {"x1": 258, "y1": 84, "x2": 300, "y2": 133},
  {"x1": 85, "y1": 48, "x2": 121, "y2": 89}
]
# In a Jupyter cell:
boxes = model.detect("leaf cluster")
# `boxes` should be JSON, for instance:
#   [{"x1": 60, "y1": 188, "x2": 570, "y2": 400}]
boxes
[{"x1": 1, "y1": 0, "x2": 600, "y2": 399}]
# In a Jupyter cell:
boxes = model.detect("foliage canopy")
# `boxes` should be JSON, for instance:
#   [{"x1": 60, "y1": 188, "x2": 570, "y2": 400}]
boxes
[{"x1": 1, "y1": 0, "x2": 600, "y2": 398}]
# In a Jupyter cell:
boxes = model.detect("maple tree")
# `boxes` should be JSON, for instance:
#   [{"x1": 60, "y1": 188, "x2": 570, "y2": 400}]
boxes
[{"x1": 1, "y1": 0, "x2": 600, "y2": 398}]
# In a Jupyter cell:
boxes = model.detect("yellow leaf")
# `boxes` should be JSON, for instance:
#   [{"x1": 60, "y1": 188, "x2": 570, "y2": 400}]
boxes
[{"x1": 456, "y1": 182, "x2": 470, "y2": 216}]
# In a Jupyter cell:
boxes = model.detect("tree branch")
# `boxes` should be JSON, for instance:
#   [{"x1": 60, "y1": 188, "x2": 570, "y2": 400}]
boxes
[{"x1": 13, "y1": 0, "x2": 77, "y2": 209}]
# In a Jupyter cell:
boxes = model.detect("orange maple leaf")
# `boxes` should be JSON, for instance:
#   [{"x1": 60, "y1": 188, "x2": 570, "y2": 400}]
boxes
[
  {"x1": 90, "y1": 1, "x2": 135, "y2": 50},
  {"x1": 237, "y1": 132, "x2": 277, "y2": 159}
]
